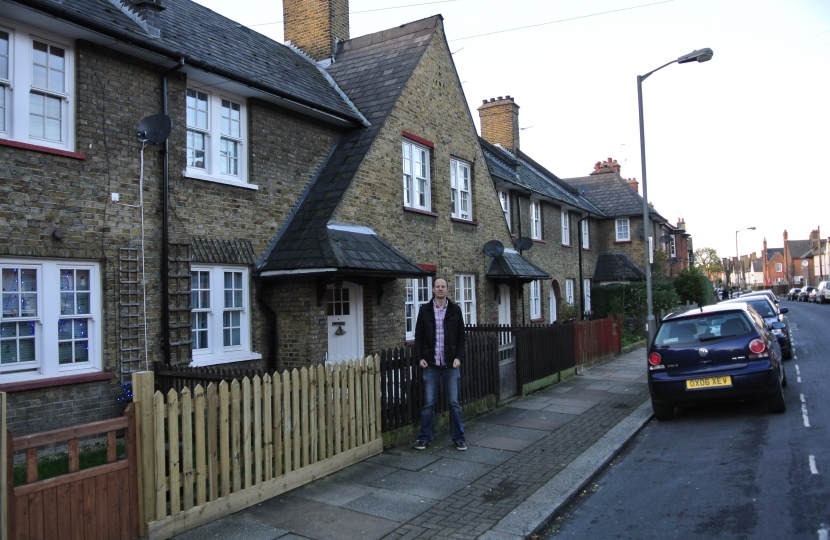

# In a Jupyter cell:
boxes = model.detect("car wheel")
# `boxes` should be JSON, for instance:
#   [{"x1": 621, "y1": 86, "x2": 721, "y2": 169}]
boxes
[
  {"x1": 767, "y1": 371, "x2": 786, "y2": 414},
  {"x1": 784, "y1": 345, "x2": 793, "y2": 361},
  {"x1": 652, "y1": 401, "x2": 675, "y2": 421}
]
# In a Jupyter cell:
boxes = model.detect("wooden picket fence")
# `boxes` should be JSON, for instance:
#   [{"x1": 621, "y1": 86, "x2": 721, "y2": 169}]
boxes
[
  {"x1": 575, "y1": 315, "x2": 622, "y2": 368},
  {"x1": 132, "y1": 355, "x2": 383, "y2": 540}
]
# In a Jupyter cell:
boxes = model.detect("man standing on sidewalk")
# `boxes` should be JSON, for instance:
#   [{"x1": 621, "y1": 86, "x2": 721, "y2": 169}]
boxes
[{"x1": 413, "y1": 277, "x2": 467, "y2": 451}]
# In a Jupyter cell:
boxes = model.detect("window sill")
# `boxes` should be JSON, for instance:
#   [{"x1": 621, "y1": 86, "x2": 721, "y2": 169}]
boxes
[
  {"x1": 0, "y1": 371, "x2": 114, "y2": 393},
  {"x1": 403, "y1": 206, "x2": 439, "y2": 218},
  {"x1": 450, "y1": 217, "x2": 478, "y2": 226},
  {"x1": 189, "y1": 352, "x2": 263, "y2": 368},
  {"x1": 0, "y1": 137, "x2": 86, "y2": 160},
  {"x1": 532, "y1": 239, "x2": 546, "y2": 244},
  {"x1": 615, "y1": 240, "x2": 632, "y2": 244},
  {"x1": 184, "y1": 170, "x2": 259, "y2": 190},
  {"x1": 561, "y1": 244, "x2": 572, "y2": 248},
  {"x1": 405, "y1": 339, "x2": 415, "y2": 346},
  {"x1": 530, "y1": 317, "x2": 546, "y2": 323}
]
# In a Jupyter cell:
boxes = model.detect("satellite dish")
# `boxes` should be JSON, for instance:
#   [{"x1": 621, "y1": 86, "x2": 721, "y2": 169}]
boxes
[
  {"x1": 514, "y1": 237, "x2": 533, "y2": 251},
  {"x1": 635, "y1": 224, "x2": 645, "y2": 239},
  {"x1": 137, "y1": 114, "x2": 173, "y2": 145},
  {"x1": 577, "y1": 186, "x2": 589, "y2": 196},
  {"x1": 660, "y1": 235, "x2": 672, "y2": 244},
  {"x1": 482, "y1": 240, "x2": 505, "y2": 257}
]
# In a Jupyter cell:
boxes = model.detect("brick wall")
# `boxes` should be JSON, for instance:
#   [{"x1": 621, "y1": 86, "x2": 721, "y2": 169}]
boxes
[{"x1": 477, "y1": 97, "x2": 520, "y2": 153}]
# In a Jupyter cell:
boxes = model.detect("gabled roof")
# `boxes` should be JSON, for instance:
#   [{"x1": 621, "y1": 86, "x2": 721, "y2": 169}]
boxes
[
  {"x1": 752, "y1": 259, "x2": 763, "y2": 272},
  {"x1": 485, "y1": 249, "x2": 549, "y2": 282},
  {"x1": 479, "y1": 139, "x2": 603, "y2": 216},
  {"x1": 563, "y1": 172, "x2": 667, "y2": 222},
  {"x1": 593, "y1": 251, "x2": 646, "y2": 283},
  {"x1": 787, "y1": 239, "x2": 812, "y2": 259},
  {"x1": 259, "y1": 17, "x2": 439, "y2": 275},
  {"x1": 766, "y1": 247, "x2": 783, "y2": 262},
  {"x1": 13, "y1": 0, "x2": 363, "y2": 123}
]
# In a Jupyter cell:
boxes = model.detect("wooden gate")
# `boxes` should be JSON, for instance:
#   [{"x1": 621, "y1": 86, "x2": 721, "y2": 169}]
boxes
[{"x1": 5, "y1": 404, "x2": 138, "y2": 540}]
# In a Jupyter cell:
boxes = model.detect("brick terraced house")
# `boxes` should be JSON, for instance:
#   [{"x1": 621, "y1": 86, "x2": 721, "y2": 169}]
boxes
[{"x1": 0, "y1": 0, "x2": 547, "y2": 433}]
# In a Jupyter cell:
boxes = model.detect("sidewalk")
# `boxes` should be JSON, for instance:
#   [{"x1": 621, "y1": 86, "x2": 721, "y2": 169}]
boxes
[{"x1": 173, "y1": 347, "x2": 651, "y2": 540}]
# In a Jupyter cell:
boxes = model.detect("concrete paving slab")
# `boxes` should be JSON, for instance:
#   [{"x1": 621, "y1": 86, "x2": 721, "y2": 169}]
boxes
[
  {"x1": 583, "y1": 383, "x2": 613, "y2": 391},
  {"x1": 343, "y1": 488, "x2": 438, "y2": 522},
  {"x1": 366, "y1": 449, "x2": 440, "y2": 471},
  {"x1": 369, "y1": 469, "x2": 469, "y2": 499},
  {"x1": 294, "y1": 479, "x2": 376, "y2": 506},
  {"x1": 543, "y1": 396, "x2": 601, "y2": 408},
  {"x1": 474, "y1": 435, "x2": 534, "y2": 452},
  {"x1": 275, "y1": 502, "x2": 400, "y2": 540},
  {"x1": 503, "y1": 399, "x2": 549, "y2": 410},
  {"x1": 418, "y1": 456, "x2": 493, "y2": 482},
  {"x1": 541, "y1": 403, "x2": 593, "y2": 415},
  {"x1": 326, "y1": 461, "x2": 398, "y2": 485},
  {"x1": 172, "y1": 515, "x2": 288, "y2": 540},
  {"x1": 510, "y1": 417, "x2": 568, "y2": 431},
  {"x1": 433, "y1": 444, "x2": 516, "y2": 465},
  {"x1": 470, "y1": 423, "x2": 549, "y2": 441}
]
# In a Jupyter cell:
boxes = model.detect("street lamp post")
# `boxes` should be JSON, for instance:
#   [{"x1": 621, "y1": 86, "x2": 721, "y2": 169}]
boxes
[
  {"x1": 638, "y1": 48, "x2": 713, "y2": 346},
  {"x1": 735, "y1": 226, "x2": 756, "y2": 290}
]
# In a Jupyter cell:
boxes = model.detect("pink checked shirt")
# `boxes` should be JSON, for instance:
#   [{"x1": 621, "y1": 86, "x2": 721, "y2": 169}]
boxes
[{"x1": 433, "y1": 301, "x2": 447, "y2": 367}]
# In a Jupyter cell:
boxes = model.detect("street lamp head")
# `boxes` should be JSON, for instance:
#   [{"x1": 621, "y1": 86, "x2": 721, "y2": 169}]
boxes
[
  {"x1": 749, "y1": 227, "x2": 756, "y2": 230},
  {"x1": 677, "y1": 48, "x2": 714, "y2": 64}
]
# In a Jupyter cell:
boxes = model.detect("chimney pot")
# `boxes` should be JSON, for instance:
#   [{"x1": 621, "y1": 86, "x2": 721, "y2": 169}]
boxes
[
  {"x1": 490, "y1": 98, "x2": 496, "y2": 102},
  {"x1": 497, "y1": 96, "x2": 503, "y2": 100},
  {"x1": 482, "y1": 100, "x2": 487, "y2": 104}
]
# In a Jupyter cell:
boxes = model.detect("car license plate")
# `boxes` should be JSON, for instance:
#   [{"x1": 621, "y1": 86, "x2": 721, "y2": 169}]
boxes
[{"x1": 686, "y1": 376, "x2": 732, "y2": 390}]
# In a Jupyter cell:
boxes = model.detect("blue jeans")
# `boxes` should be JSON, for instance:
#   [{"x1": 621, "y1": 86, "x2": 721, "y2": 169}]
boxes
[{"x1": 419, "y1": 366, "x2": 464, "y2": 444}]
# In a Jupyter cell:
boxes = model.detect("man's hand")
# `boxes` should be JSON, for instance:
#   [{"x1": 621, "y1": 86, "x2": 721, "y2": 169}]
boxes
[
  {"x1": 452, "y1": 358, "x2": 460, "y2": 369},
  {"x1": 419, "y1": 359, "x2": 428, "y2": 368}
]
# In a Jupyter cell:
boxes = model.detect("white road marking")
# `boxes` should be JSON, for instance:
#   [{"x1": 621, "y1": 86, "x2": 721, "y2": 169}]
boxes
[
  {"x1": 801, "y1": 394, "x2": 811, "y2": 427},
  {"x1": 798, "y1": 377, "x2": 802, "y2": 383},
  {"x1": 818, "y1": 525, "x2": 828, "y2": 540},
  {"x1": 796, "y1": 365, "x2": 801, "y2": 375},
  {"x1": 810, "y1": 455, "x2": 819, "y2": 475}
]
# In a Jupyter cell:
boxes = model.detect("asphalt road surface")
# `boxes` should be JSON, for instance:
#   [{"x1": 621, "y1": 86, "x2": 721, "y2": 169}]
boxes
[{"x1": 543, "y1": 299, "x2": 830, "y2": 540}]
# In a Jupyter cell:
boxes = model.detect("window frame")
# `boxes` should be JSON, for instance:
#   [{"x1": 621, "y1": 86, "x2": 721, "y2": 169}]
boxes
[
  {"x1": 530, "y1": 200, "x2": 542, "y2": 240},
  {"x1": 450, "y1": 158, "x2": 472, "y2": 220},
  {"x1": 581, "y1": 219, "x2": 590, "y2": 249},
  {"x1": 616, "y1": 218, "x2": 631, "y2": 242},
  {"x1": 404, "y1": 277, "x2": 432, "y2": 341},
  {"x1": 775, "y1": 262, "x2": 783, "y2": 273},
  {"x1": 530, "y1": 280, "x2": 541, "y2": 319},
  {"x1": 183, "y1": 85, "x2": 251, "y2": 189},
  {"x1": 561, "y1": 210, "x2": 570, "y2": 246},
  {"x1": 190, "y1": 265, "x2": 259, "y2": 367},
  {"x1": 583, "y1": 279, "x2": 592, "y2": 313},
  {"x1": 498, "y1": 189, "x2": 511, "y2": 231},
  {"x1": 0, "y1": 21, "x2": 75, "y2": 152},
  {"x1": 669, "y1": 235, "x2": 677, "y2": 257},
  {"x1": 402, "y1": 139, "x2": 431, "y2": 211},
  {"x1": 565, "y1": 279, "x2": 575, "y2": 305},
  {"x1": 454, "y1": 274, "x2": 477, "y2": 325},
  {"x1": 1, "y1": 259, "x2": 101, "y2": 382}
]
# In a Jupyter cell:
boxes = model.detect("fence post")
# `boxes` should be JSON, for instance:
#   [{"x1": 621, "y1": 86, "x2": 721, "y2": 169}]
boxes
[
  {"x1": 1, "y1": 391, "x2": 6, "y2": 540},
  {"x1": 132, "y1": 371, "x2": 157, "y2": 536}
]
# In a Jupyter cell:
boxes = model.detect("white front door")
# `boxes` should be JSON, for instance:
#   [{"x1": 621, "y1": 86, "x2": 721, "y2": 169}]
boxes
[
  {"x1": 498, "y1": 284, "x2": 511, "y2": 326},
  {"x1": 326, "y1": 281, "x2": 363, "y2": 363}
]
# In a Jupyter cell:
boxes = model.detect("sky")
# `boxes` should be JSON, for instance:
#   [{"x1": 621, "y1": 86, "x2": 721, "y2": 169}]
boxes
[{"x1": 193, "y1": 0, "x2": 830, "y2": 262}]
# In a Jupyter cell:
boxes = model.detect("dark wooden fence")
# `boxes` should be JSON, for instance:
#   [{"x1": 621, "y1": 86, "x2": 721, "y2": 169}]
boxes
[
  {"x1": 515, "y1": 323, "x2": 575, "y2": 387},
  {"x1": 575, "y1": 315, "x2": 622, "y2": 367},
  {"x1": 378, "y1": 333, "x2": 498, "y2": 432}
]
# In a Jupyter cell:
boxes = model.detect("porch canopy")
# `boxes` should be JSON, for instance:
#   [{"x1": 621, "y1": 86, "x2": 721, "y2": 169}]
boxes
[{"x1": 485, "y1": 248, "x2": 550, "y2": 284}]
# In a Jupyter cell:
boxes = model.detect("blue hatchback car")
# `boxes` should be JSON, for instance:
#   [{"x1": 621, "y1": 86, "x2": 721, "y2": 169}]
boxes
[{"x1": 648, "y1": 303, "x2": 787, "y2": 420}]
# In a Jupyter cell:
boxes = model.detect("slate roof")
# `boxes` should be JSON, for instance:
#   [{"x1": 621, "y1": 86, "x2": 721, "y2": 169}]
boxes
[
  {"x1": 563, "y1": 172, "x2": 667, "y2": 222},
  {"x1": 752, "y1": 259, "x2": 763, "y2": 272},
  {"x1": 787, "y1": 239, "x2": 813, "y2": 259},
  {"x1": 485, "y1": 249, "x2": 549, "y2": 282},
  {"x1": 258, "y1": 17, "x2": 439, "y2": 275},
  {"x1": 16, "y1": 0, "x2": 362, "y2": 122},
  {"x1": 766, "y1": 247, "x2": 784, "y2": 262},
  {"x1": 480, "y1": 139, "x2": 603, "y2": 216},
  {"x1": 593, "y1": 252, "x2": 646, "y2": 283}
]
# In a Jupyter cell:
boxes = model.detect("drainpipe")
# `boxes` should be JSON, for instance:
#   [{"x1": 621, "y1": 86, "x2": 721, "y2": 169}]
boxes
[
  {"x1": 577, "y1": 215, "x2": 589, "y2": 320},
  {"x1": 161, "y1": 57, "x2": 184, "y2": 364}
]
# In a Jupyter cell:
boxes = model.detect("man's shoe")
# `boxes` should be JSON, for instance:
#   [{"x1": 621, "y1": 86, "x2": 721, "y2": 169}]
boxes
[
  {"x1": 454, "y1": 441, "x2": 467, "y2": 451},
  {"x1": 414, "y1": 440, "x2": 428, "y2": 450}
]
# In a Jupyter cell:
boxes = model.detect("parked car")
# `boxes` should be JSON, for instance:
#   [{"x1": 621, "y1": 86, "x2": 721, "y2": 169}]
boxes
[
  {"x1": 742, "y1": 290, "x2": 780, "y2": 306},
  {"x1": 787, "y1": 288, "x2": 801, "y2": 301},
  {"x1": 798, "y1": 286, "x2": 816, "y2": 302},
  {"x1": 648, "y1": 302, "x2": 787, "y2": 421},
  {"x1": 813, "y1": 281, "x2": 830, "y2": 303},
  {"x1": 720, "y1": 296, "x2": 792, "y2": 359}
]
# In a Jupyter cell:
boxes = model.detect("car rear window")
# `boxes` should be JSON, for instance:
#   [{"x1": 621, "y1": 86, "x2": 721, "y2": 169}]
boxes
[
  {"x1": 746, "y1": 300, "x2": 775, "y2": 317},
  {"x1": 655, "y1": 313, "x2": 753, "y2": 346}
]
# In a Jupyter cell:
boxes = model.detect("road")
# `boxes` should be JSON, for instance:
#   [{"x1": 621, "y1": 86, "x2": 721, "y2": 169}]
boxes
[{"x1": 543, "y1": 299, "x2": 830, "y2": 540}]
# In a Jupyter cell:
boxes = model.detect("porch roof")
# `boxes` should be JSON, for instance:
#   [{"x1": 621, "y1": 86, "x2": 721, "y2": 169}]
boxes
[{"x1": 485, "y1": 250, "x2": 550, "y2": 282}]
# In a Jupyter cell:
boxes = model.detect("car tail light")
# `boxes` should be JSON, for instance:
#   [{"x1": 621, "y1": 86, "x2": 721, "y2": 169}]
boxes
[
  {"x1": 648, "y1": 352, "x2": 662, "y2": 365},
  {"x1": 748, "y1": 338, "x2": 768, "y2": 358}
]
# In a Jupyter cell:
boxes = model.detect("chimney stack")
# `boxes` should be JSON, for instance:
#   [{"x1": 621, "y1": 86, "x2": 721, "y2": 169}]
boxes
[
  {"x1": 627, "y1": 178, "x2": 639, "y2": 194},
  {"x1": 589, "y1": 157, "x2": 621, "y2": 176},
  {"x1": 677, "y1": 218, "x2": 685, "y2": 230},
  {"x1": 117, "y1": 0, "x2": 165, "y2": 37},
  {"x1": 477, "y1": 96, "x2": 520, "y2": 153},
  {"x1": 284, "y1": 0, "x2": 350, "y2": 62}
]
